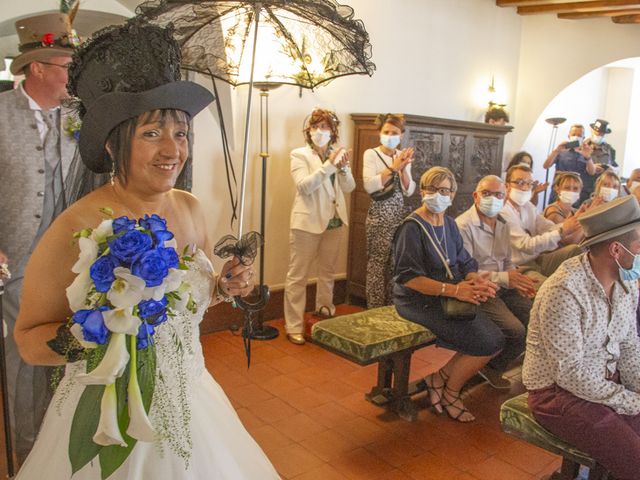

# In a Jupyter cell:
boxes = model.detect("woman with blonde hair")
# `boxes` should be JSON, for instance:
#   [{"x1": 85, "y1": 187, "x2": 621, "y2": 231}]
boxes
[
  {"x1": 363, "y1": 113, "x2": 415, "y2": 308},
  {"x1": 544, "y1": 172, "x2": 583, "y2": 224},
  {"x1": 393, "y1": 166, "x2": 502, "y2": 422}
]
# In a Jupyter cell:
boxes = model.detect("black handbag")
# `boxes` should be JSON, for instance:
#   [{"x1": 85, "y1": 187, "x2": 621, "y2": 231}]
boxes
[
  {"x1": 408, "y1": 217, "x2": 478, "y2": 321},
  {"x1": 369, "y1": 151, "x2": 398, "y2": 202}
]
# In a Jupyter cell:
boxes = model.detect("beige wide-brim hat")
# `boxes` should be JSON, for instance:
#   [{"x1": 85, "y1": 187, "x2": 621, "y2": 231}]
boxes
[
  {"x1": 11, "y1": 13, "x2": 76, "y2": 75},
  {"x1": 579, "y1": 195, "x2": 640, "y2": 248}
]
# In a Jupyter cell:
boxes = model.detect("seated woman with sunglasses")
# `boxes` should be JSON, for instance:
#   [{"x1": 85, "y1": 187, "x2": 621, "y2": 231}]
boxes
[{"x1": 392, "y1": 167, "x2": 503, "y2": 422}]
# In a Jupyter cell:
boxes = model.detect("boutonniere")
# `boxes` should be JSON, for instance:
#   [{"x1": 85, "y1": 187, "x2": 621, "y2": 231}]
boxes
[{"x1": 64, "y1": 116, "x2": 82, "y2": 141}]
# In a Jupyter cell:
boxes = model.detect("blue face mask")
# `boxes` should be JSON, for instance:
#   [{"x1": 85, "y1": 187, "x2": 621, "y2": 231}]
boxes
[
  {"x1": 478, "y1": 196, "x2": 504, "y2": 218},
  {"x1": 380, "y1": 134, "x2": 401, "y2": 150},
  {"x1": 423, "y1": 193, "x2": 452, "y2": 214},
  {"x1": 616, "y1": 243, "x2": 640, "y2": 282}
]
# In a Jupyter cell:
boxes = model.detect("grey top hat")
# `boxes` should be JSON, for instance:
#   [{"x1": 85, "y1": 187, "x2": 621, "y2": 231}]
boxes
[
  {"x1": 11, "y1": 13, "x2": 79, "y2": 75},
  {"x1": 579, "y1": 195, "x2": 640, "y2": 248}
]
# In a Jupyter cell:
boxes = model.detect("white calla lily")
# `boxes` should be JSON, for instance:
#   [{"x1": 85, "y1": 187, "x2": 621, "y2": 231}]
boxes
[
  {"x1": 107, "y1": 267, "x2": 145, "y2": 309},
  {"x1": 93, "y1": 383, "x2": 127, "y2": 447},
  {"x1": 77, "y1": 333, "x2": 129, "y2": 385},
  {"x1": 69, "y1": 323, "x2": 98, "y2": 349},
  {"x1": 142, "y1": 268, "x2": 186, "y2": 301},
  {"x1": 90, "y1": 219, "x2": 114, "y2": 245},
  {"x1": 126, "y1": 336, "x2": 155, "y2": 442},
  {"x1": 66, "y1": 269, "x2": 92, "y2": 312},
  {"x1": 103, "y1": 307, "x2": 141, "y2": 335},
  {"x1": 72, "y1": 237, "x2": 99, "y2": 274}
]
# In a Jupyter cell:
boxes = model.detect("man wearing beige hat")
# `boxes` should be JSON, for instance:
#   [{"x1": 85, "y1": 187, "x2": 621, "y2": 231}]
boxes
[
  {"x1": 522, "y1": 195, "x2": 640, "y2": 479},
  {"x1": 0, "y1": 12, "x2": 79, "y2": 462}
]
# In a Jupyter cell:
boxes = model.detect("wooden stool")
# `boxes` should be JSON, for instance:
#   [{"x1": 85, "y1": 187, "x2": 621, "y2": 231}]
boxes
[
  {"x1": 500, "y1": 393, "x2": 611, "y2": 480},
  {"x1": 311, "y1": 305, "x2": 436, "y2": 421}
]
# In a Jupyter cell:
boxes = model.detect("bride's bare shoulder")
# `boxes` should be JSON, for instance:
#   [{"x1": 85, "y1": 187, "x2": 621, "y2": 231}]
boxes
[{"x1": 50, "y1": 186, "x2": 115, "y2": 234}]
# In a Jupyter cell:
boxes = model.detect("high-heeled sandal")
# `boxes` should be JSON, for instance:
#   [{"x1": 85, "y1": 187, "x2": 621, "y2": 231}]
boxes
[
  {"x1": 440, "y1": 386, "x2": 475, "y2": 423},
  {"x1": 417, "y1": 368, "x2": 448, "y2": 414}
]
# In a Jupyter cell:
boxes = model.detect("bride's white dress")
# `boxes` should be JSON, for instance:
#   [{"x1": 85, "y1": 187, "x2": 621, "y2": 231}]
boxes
[{"x1": 17, "y1": 251, "x2": 280, "y2": 479}]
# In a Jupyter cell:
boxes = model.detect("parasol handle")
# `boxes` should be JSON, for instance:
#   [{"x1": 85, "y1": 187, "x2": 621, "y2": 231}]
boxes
[{"x1": 236, "y1": 3, "x2": 262, "y2": 239}]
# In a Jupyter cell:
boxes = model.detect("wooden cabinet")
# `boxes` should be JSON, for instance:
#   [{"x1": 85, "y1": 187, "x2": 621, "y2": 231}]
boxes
[{"x1": 347, "y1": 113, "x2": 512, "y2": 303}]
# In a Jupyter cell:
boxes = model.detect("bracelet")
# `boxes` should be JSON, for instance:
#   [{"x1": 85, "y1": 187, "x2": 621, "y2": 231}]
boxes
[{"x1": 440, "y1": 282, "x2": 446, "y2": 296}]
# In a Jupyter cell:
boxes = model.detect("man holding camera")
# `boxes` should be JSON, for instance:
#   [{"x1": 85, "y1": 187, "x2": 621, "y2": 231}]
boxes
[{"x1": 543, "y1": 124, "x2": 596, "y2": 205}]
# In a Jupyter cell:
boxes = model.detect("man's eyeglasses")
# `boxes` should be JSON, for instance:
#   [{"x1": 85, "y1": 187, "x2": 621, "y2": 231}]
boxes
[
  {"x1": 423, "y1": 185, "x2": 454, "y2": 196},
  {"x1": 38, "y1": 61, "x2": 71, "y2": 70},
  {"x1": 479, "y1": 190, "x2": 505, "y2": 200},
  {"x1": 509, "y1": 179, "x2": 534, "y2": 189}
]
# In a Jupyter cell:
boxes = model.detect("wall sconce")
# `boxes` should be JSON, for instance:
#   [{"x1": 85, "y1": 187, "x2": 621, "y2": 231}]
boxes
[{"x1": 485, "y1": 76, "x2": 509, "y2": 125}]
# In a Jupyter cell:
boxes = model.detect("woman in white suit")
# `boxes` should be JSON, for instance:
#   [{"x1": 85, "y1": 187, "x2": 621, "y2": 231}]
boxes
[{"x1": 284, "y1": 108, "x2": 355, "y2": 344}]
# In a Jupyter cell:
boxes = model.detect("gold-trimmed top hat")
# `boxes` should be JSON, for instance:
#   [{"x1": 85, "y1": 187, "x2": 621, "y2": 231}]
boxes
[
  {"x1": 11, "y1": 13, "x2": 79, "y2": 75},
  {"x1": 579, "y1": 195, "x2": 640, "y2": 248},
  {"x1": 590, "y1": 118, "x2": 612, "y2": 135}
]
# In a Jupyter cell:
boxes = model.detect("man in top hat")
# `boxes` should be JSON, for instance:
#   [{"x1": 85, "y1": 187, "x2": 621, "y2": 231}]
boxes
[
  {"x1": 586, "y1": 118, "x2": 618, "y2": 175},
  {"x1": 522, "y1": 195, "x2": 640, "y2": 479},
  {"x1": 0, "y1": 12, "x2": 79, "y2": 462}
]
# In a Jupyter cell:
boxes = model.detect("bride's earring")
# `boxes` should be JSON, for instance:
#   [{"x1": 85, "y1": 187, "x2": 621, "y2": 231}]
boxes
[{"x1": 109, "y1": 161, "x2": 116, "y2": 186}]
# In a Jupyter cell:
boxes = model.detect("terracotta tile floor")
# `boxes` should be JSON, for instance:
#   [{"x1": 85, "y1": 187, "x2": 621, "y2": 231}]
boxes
[{"x1": 202, "y1": 305, "x2": 563, "y2": 480}]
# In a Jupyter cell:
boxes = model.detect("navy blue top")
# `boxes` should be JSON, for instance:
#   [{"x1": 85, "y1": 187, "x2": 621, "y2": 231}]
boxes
[
  {"x1": 554, "y1": 149, "x2": 595, "y2": 191},
  {"x1": 392, "y1": 212, "x2": 477, "y2": 307}
]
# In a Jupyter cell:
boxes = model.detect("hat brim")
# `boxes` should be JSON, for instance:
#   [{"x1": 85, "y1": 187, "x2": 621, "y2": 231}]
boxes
[
  {"x1": 589, "y1": 123, "x2": 612, "y2": 134},
  {"x1": 580, "y1": 218, "x2": 640, "y2": 248},
  {"x1": 10, "y1": 47, "x2": 74, "y2": 75},
  {"x1": 79, "y1": 81, "x2": 214, "y2": 173}
]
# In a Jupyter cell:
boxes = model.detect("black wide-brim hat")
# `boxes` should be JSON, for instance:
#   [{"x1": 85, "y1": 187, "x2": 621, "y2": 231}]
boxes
[
  {"x1": 590, "y1": 118, "x2": 611, "y2": 135},
  {"x1": 67, "y1": 19, "x2": 214, "y2": 173},
  {"x1": 80, "y1": 81, "x2": 212, "y2": 173}
]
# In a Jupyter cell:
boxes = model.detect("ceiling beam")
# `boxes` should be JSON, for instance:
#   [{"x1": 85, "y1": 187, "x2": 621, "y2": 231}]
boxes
[
  {"x1": 518, "y1": 0, "x2": 640, "y2": 15},
  {"x1": 612, "y1": 13, "x2": 640, "y2": 22},
  {"x1": 497, "y1": 0, "x2": 577, "y2": 6},
  {"x1": 558, "y1": 7, "x2": 640, "y2": 18}
]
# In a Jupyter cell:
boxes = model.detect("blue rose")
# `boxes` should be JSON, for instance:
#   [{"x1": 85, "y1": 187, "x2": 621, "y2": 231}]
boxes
[
  {"x1": 139, "y1": 214, "x2": 174, "y2": 246},
  {"x1": 137, "y1": 321, "x2": 155, "y2": 350},
  {"x1": 112, "y1": 216, "x2": 137, "y2": 235},
  {"x1": 138, "y1": 297, "x2": 168, "y2": 326},
  {"x1": 90, "y1": 255, "x2": 120, "y2": 292},
  {"x1": 108, "y1": 230, "x2": 153, "y2": 263},
  {"x1": 158, "y1": 247, "x2": 179, "y2": 269},
  {"x1": 74, "y1": 307, "x2": 109, "y2": 345},
  {"x1": 131, "y1": 249, "x2": 168, "y2": 287}
]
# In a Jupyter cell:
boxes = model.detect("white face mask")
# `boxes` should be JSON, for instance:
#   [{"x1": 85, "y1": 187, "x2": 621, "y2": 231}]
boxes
[
  {"x1": 629, "y1": 181, "x2": 640, "y2": 193},
  {"x1": 558, "y1": 190, "x2": 580, "y2": 205},
  {"x1": 600, "y1": 187, "x2": 618, "y2": 202},
  {"x1": 310, "y1": 129, "x2": 331, "y2": 148},
  {"x1": 380, "y1": 134, "x2": 401, "y2": 150},
  {"x1": 509, "y1": 188, "x2": 532, "y2": 206},
  {"x1": 478, "y1": 196, "x2": 504, "y2": 218},
  {"x1": 591, "y1": 135, "x2": 605, "y2": 145},
  {"x1": 568, "y1": 135, "x2": 583, "y2": 143},
  {"x1": 422, "y1": 192, "x2": 452, "y2": 214}
]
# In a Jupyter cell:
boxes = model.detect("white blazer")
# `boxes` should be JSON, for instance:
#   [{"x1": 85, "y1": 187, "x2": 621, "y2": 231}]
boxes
[{"x1": 289, "y1": 145, "x2": 356, "y2": 234}]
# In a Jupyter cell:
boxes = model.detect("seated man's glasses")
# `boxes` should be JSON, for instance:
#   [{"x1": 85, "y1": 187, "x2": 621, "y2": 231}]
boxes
[
  {"x1": 423, "y1": 185, "x2": 454, "y2": 196},
  {"x1": 509, "y1": 179, "x2": 534, "y2": 189},
  {"x1": 38, "y1": 61, "x2": 71, "y2": 70},
  {"x1": 479, "y1": 190, "x2": 505, "y2": 200}
]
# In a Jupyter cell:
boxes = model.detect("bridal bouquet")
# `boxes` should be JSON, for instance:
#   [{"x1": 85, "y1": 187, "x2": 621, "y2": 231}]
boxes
[{"x1": 64, "y1": 210, "x2": 196, "y2": 478}]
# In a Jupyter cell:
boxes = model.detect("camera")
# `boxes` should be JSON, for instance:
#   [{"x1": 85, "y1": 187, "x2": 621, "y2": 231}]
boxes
[{"x1": 564, "y1": 140, "x2": 580, "y2": 149}]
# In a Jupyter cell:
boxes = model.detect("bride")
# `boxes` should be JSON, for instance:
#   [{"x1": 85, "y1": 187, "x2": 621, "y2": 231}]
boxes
[{"x1": 13, "y1": 20, "x2": 280, "y2": 479}]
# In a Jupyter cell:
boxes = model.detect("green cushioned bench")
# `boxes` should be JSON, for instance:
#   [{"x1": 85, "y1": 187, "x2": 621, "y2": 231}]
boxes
[
  {"x1": 500, "y1": 393, "x2": 611, "y2": 480},
  {"x1": 311, "y1": 305, "x2": 436, "y2": 421}
]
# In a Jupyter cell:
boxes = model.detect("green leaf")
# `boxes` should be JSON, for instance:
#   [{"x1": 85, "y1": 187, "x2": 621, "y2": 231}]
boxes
[
  {"x1": 98, "y1": 338, "x2": 156, "y2": 479},
  {"x1": 69, "y1": 384, "x2": 105, "y2": 474}
]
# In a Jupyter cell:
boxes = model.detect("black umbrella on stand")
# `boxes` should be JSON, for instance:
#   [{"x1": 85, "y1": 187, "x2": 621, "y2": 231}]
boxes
[{"x1": 136, "y1": 0, "x2": 375, "y2": 363}]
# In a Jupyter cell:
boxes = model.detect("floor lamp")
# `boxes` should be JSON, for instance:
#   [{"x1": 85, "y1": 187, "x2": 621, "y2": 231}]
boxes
[
  {"x1": 246, "y1": 82, "x2": 281, "y2": 341},
  {"x1": 543, "y1": 117, "x2": 566, "y2": 208}
]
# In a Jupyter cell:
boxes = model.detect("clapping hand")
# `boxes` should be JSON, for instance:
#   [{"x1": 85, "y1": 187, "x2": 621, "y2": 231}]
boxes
[
  {"x1": 508, "y1": 268, "x2": 536, "y2": 298},
  {"x1": 217, "y1": 257, "x2": 255, "y2": 298},
  {"x1": 391, "y1": 147, "x2": 414, "y2": 172},
  {"x1": 532, "y1": 180, "x2": 549, "y2": 195}
]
